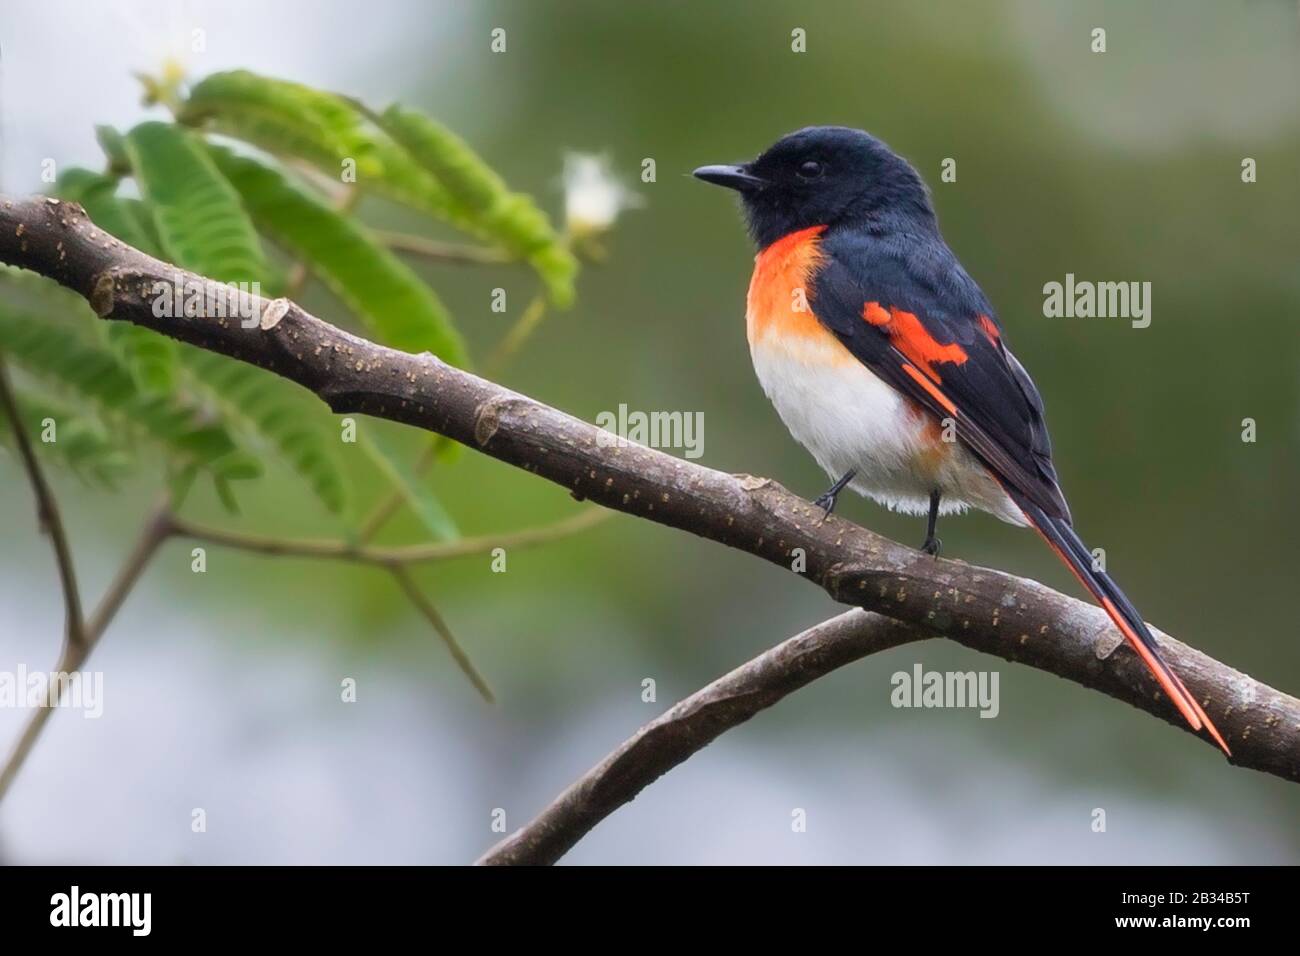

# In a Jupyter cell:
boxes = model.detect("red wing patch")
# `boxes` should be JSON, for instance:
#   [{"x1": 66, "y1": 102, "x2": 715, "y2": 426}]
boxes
[
  {"x1": 977, "y1": 314, "x2": 1000, "y2": 346},
  {"x1": 901, "y1": 361, "x2": 957, "y2": 416},
  {"x1": 863, "y1": 302, "x2": 968, "y2": 382}
]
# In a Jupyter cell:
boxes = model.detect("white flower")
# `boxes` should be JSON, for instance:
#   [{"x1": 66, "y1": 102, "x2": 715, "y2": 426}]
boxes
[{"x1": 562, "y1": 153, "x2": 643, "y2": 238}]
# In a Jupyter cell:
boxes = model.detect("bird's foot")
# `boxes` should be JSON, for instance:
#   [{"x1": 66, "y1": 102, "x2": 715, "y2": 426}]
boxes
[
  {"x1": 813, "y1": 469, "x2": 857, "y2": 521},
  {"x1": 921, "y1": 535, "x2": 942, "y2": 558},
  {"x1": 812, "y1": 489, "x2": 840, "y2": 520}
]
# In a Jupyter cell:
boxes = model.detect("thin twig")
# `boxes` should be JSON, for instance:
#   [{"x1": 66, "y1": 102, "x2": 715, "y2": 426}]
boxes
[
  {"x1": 355, "y1": 287, "x2": 547, "y2": 543},
  {"x1": 478, "y1": 608, "x2": 931, "y2": 864},
  {"x1": 375, "y1": 229, "x2": 514, "y2": 266},
  {"x1": 485, "y1": 292, "x2": 548, "y2": 377},
  {"x1": 168, "y1": 507, "x2": 607, "y2": 704},
  {"x1": 0, "y1": 501, "x2": 172, "y2": 803},
  {"x1": 357, "y1": 219, "x2": 572, "y2": 542},
  {"x1": 168, "y1": 506, "x2": 610, "y2": 567},
  {"x1": 390, "y1": 566, "x2": 494, "y2": 703},
  {"x1": 355, "y1": 435, "x2": 451, "y2": 543},
  {"x1": 0, "y1": 356, "x2": 86, "y2": 649},
  {"x1": 0, "y1": 386, "x2": 603, "y2": 795},
  {"x1": 87, "y1": 503, "x2": 176, "y2": 639}
]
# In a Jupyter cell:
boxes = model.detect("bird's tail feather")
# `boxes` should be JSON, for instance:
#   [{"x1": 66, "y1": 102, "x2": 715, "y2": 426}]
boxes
[{"x1": 1013, "y1": 496, "x2": 1229, "y2": 756}]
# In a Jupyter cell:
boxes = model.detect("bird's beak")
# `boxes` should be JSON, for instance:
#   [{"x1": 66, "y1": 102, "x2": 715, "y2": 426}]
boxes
[{"x1": 692, "y1": 164, "x2": 766, "y2": 193}]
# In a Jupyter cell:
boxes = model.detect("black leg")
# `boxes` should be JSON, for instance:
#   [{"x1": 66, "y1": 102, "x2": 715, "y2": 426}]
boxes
[
  {"x1": 813, "y1": 468, "x2": 857, "y2": 518},
  {"x1": 921, "y1": 489, "x2": 942, "y2": 556}
]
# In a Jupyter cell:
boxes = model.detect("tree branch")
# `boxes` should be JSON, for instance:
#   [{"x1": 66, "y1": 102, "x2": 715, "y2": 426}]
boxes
[
  {"x1": 0, "y1": 500, "x2": 171, "y2": 802},
  {"x1": 167, "y1": 507, "x2": 608, "y2": 704},
  {"x1": 166, "y1": 505, "x2": 609, "y2": 567},
  {"x1": 2, "y1": 194, "x2": 1297, "y2": 783},
  {"x1": 354, "y1": 435, "x2": 450, "y2": 542},
  {"x1": 477, "y1": 608, "x2": 931, "y2": 865},
  {"x1": 0, "y1": 356, "x2": 86, "y2": 649},
  {"x1": 358, "y1": 287, "x2": 550, "y2": 543},
  {"x1": 390, "y1": 566, "x2": 494, "y2": 703},
  {"x1": 374, "y1": 229, "x2": 514, "y2": 266}
]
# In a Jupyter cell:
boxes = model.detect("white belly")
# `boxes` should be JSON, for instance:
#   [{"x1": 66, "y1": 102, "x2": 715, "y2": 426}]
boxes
[{"x1": 749, "y1": 335, "x2": 1026, "y2": 525}]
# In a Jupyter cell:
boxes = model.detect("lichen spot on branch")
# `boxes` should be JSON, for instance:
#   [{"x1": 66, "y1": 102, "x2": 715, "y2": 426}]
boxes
[
  {"x1": 90, "y1": 274, "x2": 116, "y2": 317},
  {"x1": 474, "y1": 394, "x2": 510, "y2": 446},
  {"x1": 260, "y1": 297, "x2": 291, "y2": 331}
]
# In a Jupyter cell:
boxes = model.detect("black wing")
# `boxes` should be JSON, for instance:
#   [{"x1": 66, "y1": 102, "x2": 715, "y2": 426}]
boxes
[{"x1": 811, "y1": 226, "x2": 1071, "y2": 522}]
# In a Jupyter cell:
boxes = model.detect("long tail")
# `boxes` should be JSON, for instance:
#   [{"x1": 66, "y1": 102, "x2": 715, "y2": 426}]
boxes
[{"x1": 1014, "y1": 497, "x2": 1230, "y2": 756}]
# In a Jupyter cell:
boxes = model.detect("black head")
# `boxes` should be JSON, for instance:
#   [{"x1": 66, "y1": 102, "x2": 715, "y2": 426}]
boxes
[{"x1": 693, "y1": 126, "x2": 936, "y2": 249}]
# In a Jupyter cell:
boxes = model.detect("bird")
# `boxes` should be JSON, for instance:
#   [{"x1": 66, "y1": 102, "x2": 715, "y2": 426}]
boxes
[{"x1": 694, "y1": 126, "x2": 1228, "y2": 755}]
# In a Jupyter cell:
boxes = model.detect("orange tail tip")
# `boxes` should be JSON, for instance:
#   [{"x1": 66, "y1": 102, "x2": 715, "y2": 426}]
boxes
[
  {"x1": 1168, "y1": 667, "x2": 1232, "y2": 757},
  {"x1": 1019, "y1": 503, "x2": 1232, "y2": 757},
  {"x1": 1100, "y1": 598, "x2": 1200, "y2": 731},
  {"x1": 1101, "y1": 597, "x2": 1231, "y2": 755}
]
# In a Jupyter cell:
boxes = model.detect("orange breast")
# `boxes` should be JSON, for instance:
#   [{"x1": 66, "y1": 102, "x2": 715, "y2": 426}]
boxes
[{"x1": 745, "y1": 225, "x2": 849, "y2": 364}]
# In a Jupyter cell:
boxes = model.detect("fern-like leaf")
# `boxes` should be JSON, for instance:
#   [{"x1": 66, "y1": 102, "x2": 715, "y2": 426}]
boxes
[
  {"x1": 359, "y1": 431, "x2": 459, "y2": 542},
  {"x1": 0, "y1": 264, "x2": 96, "y2": 319},
  {"x1": 180, "y1": 70, "x2": 574, "y2": 303},
  {"x1": 0, "y1": 386, "x2": 132, "y2": 488},
  {"x1": 179, "y1": 71, "x2": 465, "y2": 223},
  {"x1": 95, "y1": 125, "x2": 132, "y2": 177},
  {"x1": 378, "y1": 105, "x2": 577, "y2": 305},
  {"x1": 182, "y1": 348, "x2": 350, "y2": 515},
  {"x1": 0, "y1": 308, "x2": 255, "y2": 485},
  {"x1": 208, "y1": 145, "x2": 468, "y2": 366},
  {"x1": 121, "y1": 123, "x2": 351, "y2": 515},
  {"x1": 55, "y1": 168, "x2": 178, "y2": 392},
  {"x1": 124, "y1": 121, "x2": 270, "y2": 285}
]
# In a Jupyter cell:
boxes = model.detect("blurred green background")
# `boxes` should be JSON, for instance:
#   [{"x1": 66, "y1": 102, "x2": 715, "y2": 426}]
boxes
[{"x1": 0, "y1": 0, "x2": 1297, "y2": 863}]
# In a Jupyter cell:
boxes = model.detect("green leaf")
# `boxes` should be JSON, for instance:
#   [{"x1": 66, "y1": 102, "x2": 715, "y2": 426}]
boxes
[
  {"x1": 123, "y1": 121, "x2": 269, "y2": 285},
  {"x1": 212, "y1": 473, "x2": 240, "y2": 513},
  {"x1": 99, "y1": 323, "x2": 179, "y2": 394},
  {"x1": 181, "y1": 70, "x2": 372, "y2": 171},
  {"x1": 179, "y1": 71, "x2": 464, "y2": 223},
  {"x1": 0, "y1": 264, "x2": 96, "y2": 319},
  {"x1": 166, "y1": 459, "x2": 201, "y2": 510},
  {"x1": 0, "y1": 387, "x2": 132, "y2": 488},
  {"x1": 0, "y1": 307, "x2": 254, "y2": 483},
  {"x1": 180, "y1": 69, "x2": 574, "y2": 303},
  {"x1": 95, "y1": 125, "x2": 132, "y2": 177},
  {"x1": 208, "y1": 145, "x2": 468, "y2": 366},
  {"x1": 360, "y1": 431, "x2": 459, "y2": 542},
  {"x1": 378, "y1": 105, "x2": 577, "y2": 305},
  {"x1": 182, "y1": 348, "x2": 350, "y2": 515},
  {"x1": 55, "y1": 169, "x2": 178, "y2": 392}
]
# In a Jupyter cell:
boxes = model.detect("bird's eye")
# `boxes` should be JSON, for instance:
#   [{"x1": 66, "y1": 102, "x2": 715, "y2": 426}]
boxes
[{"x1": 797, "y1": 160, "x2": 824, "y2": 180}]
